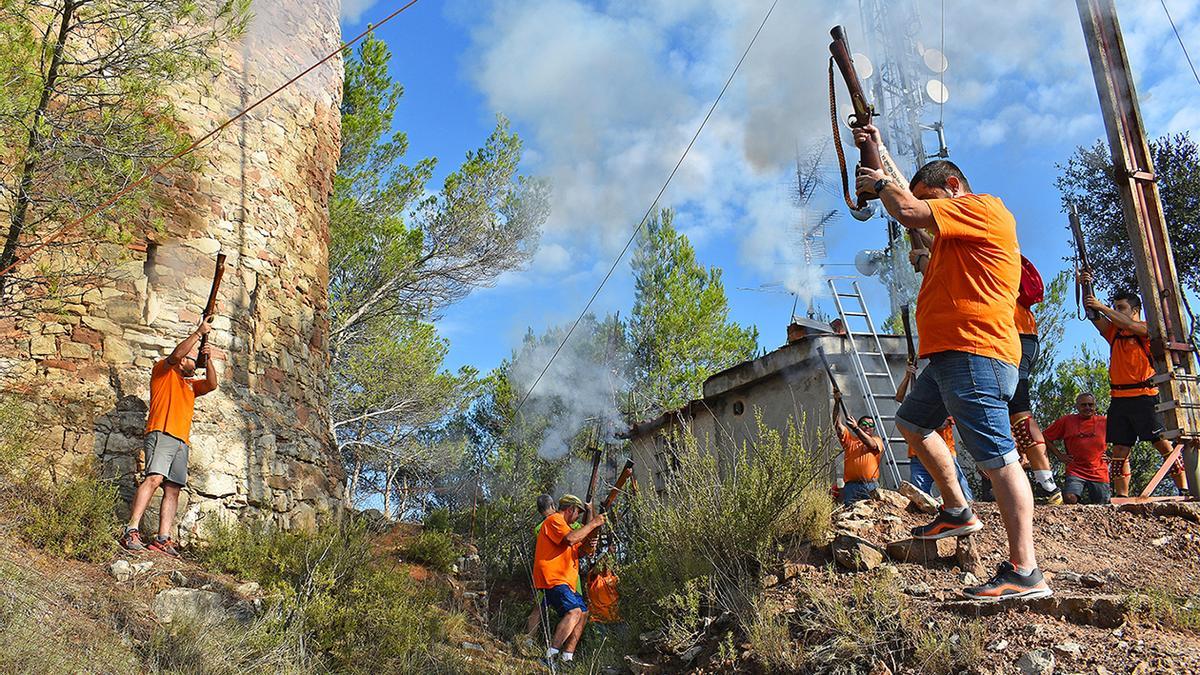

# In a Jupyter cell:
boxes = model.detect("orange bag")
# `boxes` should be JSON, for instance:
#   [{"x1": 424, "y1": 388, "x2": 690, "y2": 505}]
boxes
[{"x1": 587, "y1": 568, "x2": 620, "y2": 624}]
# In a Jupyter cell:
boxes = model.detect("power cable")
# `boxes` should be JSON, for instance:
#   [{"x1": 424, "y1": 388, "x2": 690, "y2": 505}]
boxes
[
  {"x1": 0, "y1": 0, "x2": 423, "y2": 282},
  {"x1": 1160, "y1": 0, "x2": 1200, "y2": 88},
  {"x1": 509, "y1": 0, "x2": 782, "y2": 420}
]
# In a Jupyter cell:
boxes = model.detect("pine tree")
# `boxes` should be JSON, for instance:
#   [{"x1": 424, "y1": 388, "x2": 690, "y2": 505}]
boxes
[{"x1": 627, "y1": 208, "x2": 758, "y2": 415}]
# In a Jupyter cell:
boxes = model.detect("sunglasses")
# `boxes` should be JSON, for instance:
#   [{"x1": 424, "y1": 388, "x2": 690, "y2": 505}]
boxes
[{"x1": 858, "y1": 420, "x2": 875, "y2": 428}]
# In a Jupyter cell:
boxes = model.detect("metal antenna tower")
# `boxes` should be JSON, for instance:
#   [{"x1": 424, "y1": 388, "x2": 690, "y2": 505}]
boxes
[{"x1": 854, "y1": 0, "x2": 951, "y2": 319}]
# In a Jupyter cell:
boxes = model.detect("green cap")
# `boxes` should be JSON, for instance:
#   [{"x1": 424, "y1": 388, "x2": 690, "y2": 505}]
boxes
[{"x1": 559, "y1": 494, "x2": 585, "y2": 510}]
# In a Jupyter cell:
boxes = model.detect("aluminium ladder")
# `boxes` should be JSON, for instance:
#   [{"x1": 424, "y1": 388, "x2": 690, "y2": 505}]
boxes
[{"x1": 827, "y1": 278, "x2": 904, "y2": 488}]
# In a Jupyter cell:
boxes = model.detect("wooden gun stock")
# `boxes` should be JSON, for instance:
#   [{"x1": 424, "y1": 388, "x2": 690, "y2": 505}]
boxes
[
  {"x1": 583, "y1": 447, "x2": 603, "y2": 525},
  {"x1": 599, "y1": 459, "x2": 635, "y2": 515},
  {"x1": 829, "y1": 25, "x2": 882, "y2": 210},
  {"x1": 195, "y1": 253, "x2": 226, "y2": 371}
]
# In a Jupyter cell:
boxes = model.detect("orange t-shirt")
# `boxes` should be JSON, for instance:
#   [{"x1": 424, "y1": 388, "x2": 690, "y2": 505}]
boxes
[
  {"x1": 1103, "y1": 323, "x2": 1157, "y2": 398},
  {"x1": 907, "y1": 418, "x2": 956, "y2": 458},
  {"x1": 145, "y1": 360, "x2": 197, "y2": 444},
  {"x1": 916, "y1": 194, "x2": 1021, "y2": 366},
  {"x1": 1015, "y1": 304, "x2": 1038, "y2": 336},
  {"x1": 839, "y1": 428, "x2": 881, "y2": 483},
  {"x1": 533, "y1": 512, "x2": 582, "y2": 590}
]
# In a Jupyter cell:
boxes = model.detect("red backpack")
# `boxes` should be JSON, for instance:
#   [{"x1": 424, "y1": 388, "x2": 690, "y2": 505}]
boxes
[{"x1": 1018, "y1": 255, "x2": 1044, "y2": 308}]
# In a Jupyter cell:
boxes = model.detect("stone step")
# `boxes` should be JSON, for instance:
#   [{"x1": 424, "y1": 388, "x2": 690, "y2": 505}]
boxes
[{"x1": 939, "y1": 593, "x2": 1126, "y2": 628}]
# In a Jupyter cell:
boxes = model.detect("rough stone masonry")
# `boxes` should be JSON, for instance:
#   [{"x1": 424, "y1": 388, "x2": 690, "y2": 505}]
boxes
[{"x1": 0, "y1": 0, "x2": 346, "y2": 541}]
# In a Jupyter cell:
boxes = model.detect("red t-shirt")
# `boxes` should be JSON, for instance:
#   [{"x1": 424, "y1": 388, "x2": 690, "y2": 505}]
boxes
[{"x1": 1043, "y1": 413, "x2": 1109, "y2": 482}]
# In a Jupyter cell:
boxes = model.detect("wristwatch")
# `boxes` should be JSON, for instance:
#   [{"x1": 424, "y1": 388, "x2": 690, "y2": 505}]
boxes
[{"x1": 873, "y1": 177, "x2": 893, "y2": 195}]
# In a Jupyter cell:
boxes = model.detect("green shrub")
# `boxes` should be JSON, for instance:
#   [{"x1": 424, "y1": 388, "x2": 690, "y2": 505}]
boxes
[
  {"x1": 424, "y1": 508, "x2": 452, "y2": 532},
  {"x1": 403, "y1": 530, "x2": 459, "y2": 573},
  {"x1": 20, "y1": 473, "x2": 120, "y2": 562},
  {"x1": 0, "y1": 395, "x2": 120, "y2": 562},
  {"x1": 198, "y1": 521, "x2": 457, "y2": 672},
  {"x1": 622, "y1": 414, "x2": 830, "y2": 638}
]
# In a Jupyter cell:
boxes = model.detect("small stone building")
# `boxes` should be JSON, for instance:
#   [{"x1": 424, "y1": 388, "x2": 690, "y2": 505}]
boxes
[
  {"x1": 0, "y1": 1, "x2": 346, "y2": 541},
  {"x1": 625, "y1": 320, "x2": 936, "y2": 494}
]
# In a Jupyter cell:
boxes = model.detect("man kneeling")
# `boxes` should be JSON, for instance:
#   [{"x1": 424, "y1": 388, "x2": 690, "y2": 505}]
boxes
[{"x1": 533, "y1": 494, "x2": 605, "y2": 666}]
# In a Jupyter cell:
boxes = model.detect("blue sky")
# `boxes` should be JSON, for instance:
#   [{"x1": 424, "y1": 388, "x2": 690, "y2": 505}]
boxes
[{"x1": 338, "y1": 0, "x2": 1200, "y2": 381}]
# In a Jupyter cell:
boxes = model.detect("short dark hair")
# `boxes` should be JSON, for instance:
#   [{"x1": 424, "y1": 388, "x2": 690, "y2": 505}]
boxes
[
  {"x1": 910, "y1": 160, "x2": 972, "y2": 193},
  {"x1": 1113, "y1": 290, "x2": 1142, "y2": 311},
  {"x1": 535, "y1": 493, "x2": 554, "y2": 514}
]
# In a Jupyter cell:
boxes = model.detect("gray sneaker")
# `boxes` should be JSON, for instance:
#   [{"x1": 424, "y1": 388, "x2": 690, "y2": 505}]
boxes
[{"x1": 119, "y1": 527, "x2": 146, "y2": 551}]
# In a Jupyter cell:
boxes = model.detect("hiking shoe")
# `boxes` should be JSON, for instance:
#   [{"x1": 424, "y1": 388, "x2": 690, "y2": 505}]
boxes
[
  {"x1": 148, "y1": 536, "x2": 180, "y2": 557},
  {"x1": 1033, "y1": 483, "x2": 1063, "y2": 505},
  {"x1": 911, "y1": 507, "x2": 983, "y2": 540},
  {"x1": 119, "y1": 527, "x2": 146, "y2": 551},
  {"x1": 963, "y1": 561, "x2": 1053, "y2": 601}
]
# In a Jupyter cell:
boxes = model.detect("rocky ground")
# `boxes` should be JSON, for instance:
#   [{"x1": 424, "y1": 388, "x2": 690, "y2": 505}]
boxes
[{"x1": 635, "y1": 488, "x2": 1200, "y2": 674}]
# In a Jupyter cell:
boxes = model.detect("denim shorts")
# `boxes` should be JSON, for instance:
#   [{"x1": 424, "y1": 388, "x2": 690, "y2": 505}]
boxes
[
  {"x1": 896, "y1": 351, "x2": 1020, "y2": 471},
  {"x1": 842, "y1": 480, "x2": 877, "y2": 505},
  {"x1": 541, "y1": 584, "x2": 587, "y2": 617}
]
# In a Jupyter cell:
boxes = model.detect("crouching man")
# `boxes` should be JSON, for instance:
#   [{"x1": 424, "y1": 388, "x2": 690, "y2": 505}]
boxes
[
  {"x1": 534, "y1": 494, "x2": 605, "y2": 667},
  {"x1": 119, "y1": 316, "x2": 220, "y2": 555}
]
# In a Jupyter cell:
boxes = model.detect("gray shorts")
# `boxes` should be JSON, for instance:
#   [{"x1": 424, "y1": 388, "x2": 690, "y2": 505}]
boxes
[{"x1": 145, "y1": 431, "x2": 189, "y2": 486}]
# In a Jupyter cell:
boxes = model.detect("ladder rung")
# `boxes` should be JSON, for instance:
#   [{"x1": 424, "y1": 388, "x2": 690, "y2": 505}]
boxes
[
  {"x1": 872, "y1": 393, "x2": 898, "y2": 398},
  {"x1": 843, "y1": 311, "x2": 868, "y2": 317},
  {"x1": 836, "y1": 293, "x2": 861, "y2": 299},
  {"x1": 877, "y1": 414, "x2": 895, "y2": 420},
  {"x1": 864, "y1": 372, "x2": 891, "y2": 377},
  {"x1": 859, "y1": 351, "x2": 884, "y2": 357}
]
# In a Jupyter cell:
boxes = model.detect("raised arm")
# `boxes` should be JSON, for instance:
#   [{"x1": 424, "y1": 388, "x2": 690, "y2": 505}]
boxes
[
  {"x1": 168, "y1": 317, "x2": 212, "y2": 365},
  {"x1": 192, "y1": 344, "x2": 221, "y2": 396},
  {"x1": 564, "y1": 511, "x2": 606, "y2": 545}
]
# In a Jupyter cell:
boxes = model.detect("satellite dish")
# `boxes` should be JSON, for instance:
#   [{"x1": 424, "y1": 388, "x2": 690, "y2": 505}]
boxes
[
  {"x1": 849, "y1": 203, "x2": 876, "y2": 221},
  {"x1": 852, "y1": 52, "x2": 874, "y2": 79},
  {"x1": 923, "y1": 47, "x2": 948, "y2": 73},
  {"x1": 926, "y1": 80, "x2": 949, "y2": 104},
  {"x1": 855, "y1": 249, "x2": 886, "y2": 276}
]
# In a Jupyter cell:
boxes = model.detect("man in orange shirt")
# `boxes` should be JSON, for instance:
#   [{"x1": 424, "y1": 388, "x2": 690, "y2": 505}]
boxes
[
  {"x1": 1082, "y1": 285, "x2": 1187, "y2": 495},
  {"x1": 1010, "y1": 282, "x2": 1062, "y2": 505},
  {"x1": 119, "y1": 316, "x2": 220, "y2": 556},
  {"x1": 832, "y1": 391, "x2": 883, "y2": 504},
  {"x1": 534, "y1": 494, "x2": 605, "y2": 667},
  {"x1": 1044, "y1": 393, "x2": 1110, "y2": 504},
  {"x1": 856, "y1": 129, "x2": 1049, "y2": 601}
]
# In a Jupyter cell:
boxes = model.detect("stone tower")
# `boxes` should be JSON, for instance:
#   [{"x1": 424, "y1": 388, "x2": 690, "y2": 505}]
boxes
[{"x1": 0, "y1": 0, "x2": 346, "y2": 539}]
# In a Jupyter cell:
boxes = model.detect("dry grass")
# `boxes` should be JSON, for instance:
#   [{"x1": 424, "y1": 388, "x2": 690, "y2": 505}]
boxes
[{"x1": 748, "y1": 569, "x2": 984, "y2": 674}]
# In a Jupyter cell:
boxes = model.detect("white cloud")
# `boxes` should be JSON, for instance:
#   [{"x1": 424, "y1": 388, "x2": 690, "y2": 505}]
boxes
[
  {"x1": 453, "y1": 0, "x2": 1200, "y2": 304},
  {"x1": 341, "y1": 0, "x2": 379, "y2": 23}
]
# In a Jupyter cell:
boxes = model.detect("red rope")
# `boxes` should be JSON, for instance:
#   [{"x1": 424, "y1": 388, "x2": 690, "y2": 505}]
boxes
[{"x1": 0, "y1": 0, "x2": 421, "y2": 281}]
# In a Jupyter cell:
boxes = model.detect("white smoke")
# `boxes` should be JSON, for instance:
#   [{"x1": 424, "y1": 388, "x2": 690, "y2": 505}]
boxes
[
  {"x1": 507, "y1": 326, "x2": 623, "y2": 459},
  {"x1": 455, "y1": 0, "x2": 1200, "y2": 301}
]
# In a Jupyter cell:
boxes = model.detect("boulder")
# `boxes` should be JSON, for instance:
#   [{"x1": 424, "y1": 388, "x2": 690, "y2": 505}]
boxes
[
  {"x1": 109, "y1": 559, "x2": 133, "y2": 582},
  {"x1": 152, "y1": 588, "x2": 225, "y2": 623},
  {"x1": 130, "y1": 561, "x2": 154, "y2": 576},
  {"x1": 885, "y1": 537, "x2": 955, "y2": 563},
  {"x1": 1053, "y1": 642, "x2": 1083, "y2": 658},
  {"x1": 955, "y1": 534, "x2": 986, "y2": 578},
  {"x1": 832, "y1": 534, "x2": 884, "y2": 571},
  {"x1": 898, "y1": 481, "x2": 939, "y2": 514},
  {"x1": 1015, "y1": 649, "x2": 1055, "y2": 675},
  {"x1": 873, "y1": 489, "x2": 909, "y2": 511}
]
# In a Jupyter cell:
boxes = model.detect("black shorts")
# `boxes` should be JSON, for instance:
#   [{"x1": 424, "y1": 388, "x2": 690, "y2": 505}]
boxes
[
  {"x1": 1007, "y1": 334, "x2": 1039, "y2": 415},
  {"x1": 1106, "y1": 395, "x2": 1166, "y2": 447}
]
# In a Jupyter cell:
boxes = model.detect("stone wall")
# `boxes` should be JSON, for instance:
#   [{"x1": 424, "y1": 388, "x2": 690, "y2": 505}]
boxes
[{"x1": 0, "y1": 0, "x2": 345, "y2": 541}]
